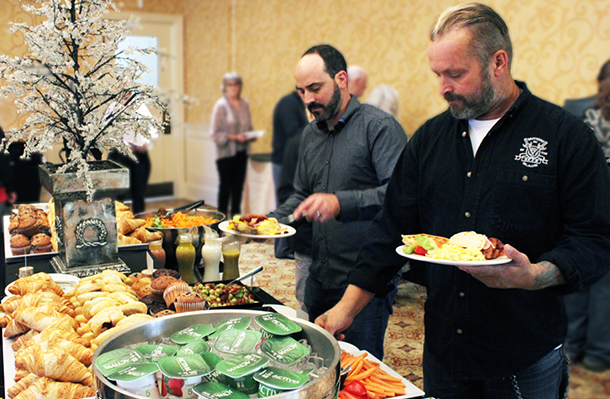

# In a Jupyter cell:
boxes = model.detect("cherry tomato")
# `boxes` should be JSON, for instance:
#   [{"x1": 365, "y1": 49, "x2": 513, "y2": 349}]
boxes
[{"x1": 414, "y1": 245, "x2": 427, "y2": 256}]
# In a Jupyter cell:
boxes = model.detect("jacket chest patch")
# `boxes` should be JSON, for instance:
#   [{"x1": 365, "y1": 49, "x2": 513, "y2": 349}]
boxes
[{"x1": 514, "y1": 137, "x2": 548, "y2": 168}]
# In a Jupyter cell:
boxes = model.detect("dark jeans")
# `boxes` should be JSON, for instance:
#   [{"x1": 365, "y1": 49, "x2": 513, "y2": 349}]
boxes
[
  {"x1": 423, "y1": 345, "x2": 569, "y2": 399},
  {"x1": 305, "y1": 273, "x2": 400, "y2": 360},
  {"x1": 109, "y1": 150, "x2": 151, "y2": 215},
  {"x1": 216, "y1": 151, "x2": 248, "y2": 216}
]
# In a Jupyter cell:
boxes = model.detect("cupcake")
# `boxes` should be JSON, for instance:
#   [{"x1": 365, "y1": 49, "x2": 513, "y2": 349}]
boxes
[
  {"x1": 18, "y1": 215, "x2": 40, "y2": 237},
  {"x1": 153, "y1": 309, "x2": 175, "y2": 318},
  {"x1": 10, "y1": 234, "x2": 31, "y2": 256},
  {"x1": 163, "y1": 281, "x2": 192, "y2": 308},
  {"x1": 153, "y1": 268, "x2": 181, "y2": 280},
  {"x1": 136, "y1": 285, "x2": 153, "y2": 299},
  {"x1": 30, "y1": 233, "x2": 53, "y2": 253},
  {"x1": 151, "y1": 276, "x2": 178, "y2": 300},
  {"x1": 174, "y1": 292, "x2": 208, "y2": 313}
]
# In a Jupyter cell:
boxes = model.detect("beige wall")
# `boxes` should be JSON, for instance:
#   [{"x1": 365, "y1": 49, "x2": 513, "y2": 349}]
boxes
[{"x1": 2, "y1": 0, "x2": 610, "y2": 153}]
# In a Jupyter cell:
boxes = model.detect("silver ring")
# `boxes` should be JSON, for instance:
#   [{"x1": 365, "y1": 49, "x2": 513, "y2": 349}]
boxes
[{"x1": 316, "y1": 211, "x2": 321, "y2": 217}]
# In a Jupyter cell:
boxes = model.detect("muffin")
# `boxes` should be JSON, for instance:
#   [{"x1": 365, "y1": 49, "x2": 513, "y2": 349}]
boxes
[
  {"x1": 153, "y1": 268, "x2": 181, "y2": 280},
  {"x1": 153, "y1": 309, "x2": 175, "y2": 318},
  {"x1": 30, "y1": 233, "x2": 53, "y2": 253},
  {"x1": 174, "y1": 292, "x2": 208, "y2": 313},
  {"x1": 136, "y1": 284, "x2": 153, "y2": 299},
  {"x1": 140, "y1": 294, "x2": 159, "y2": 307},
  {"x1": 131, "y1": 276, "x2": 152, "y2": 292},
  {"x1": 10, "y1": 234, "x2": 31, "y2": 256},
  {"x1": 150, "y1": 276, "x2": 178, "y2": 300},
  {"x1": 18, "y1": 215, "x2": 40, "y2": 237},
  {"x1": 163, "y1": 281, "x2": 192, "y2": 308},
  {"x1": 148, "y1": 301, "x2": 168, "y2": 316}
]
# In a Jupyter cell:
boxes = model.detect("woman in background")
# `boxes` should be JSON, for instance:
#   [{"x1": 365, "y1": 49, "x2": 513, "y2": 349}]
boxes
[{"x1": 211, "y1": 72, "x2": 255, "y2": 217}]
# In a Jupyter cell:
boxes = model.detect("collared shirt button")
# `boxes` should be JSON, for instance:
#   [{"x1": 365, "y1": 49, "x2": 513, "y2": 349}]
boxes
[
  {"x1": 522, "y1": 175, "x2": 528, "y2": 181},
  {"x1": 467, "y1": 171, "x2": 472, "y2": 178},
  {"x1": 462, "y1": 131, "x2": 467, "y2": 137},
  {"x1": 459, "y1": 292, "x2": 465, "y2": 297},
  {"x1": 322, "y1": 258, "x2": 327, "y2": 264},
  {"x1": 464, "y1": 212, "x2": 471, "y2": 218},
  {"x1": 457, "y1": 328, "x2": 463, "y2": 334},
  {"x1": 325, "y1": 161, "x2": 329, "y2": 165},
  {"x1": 322, "y1": 186, "x2": 326, "y2": 190},
  {"x1": 320, "y1": 235, "x2": 325, "y2": 240}
]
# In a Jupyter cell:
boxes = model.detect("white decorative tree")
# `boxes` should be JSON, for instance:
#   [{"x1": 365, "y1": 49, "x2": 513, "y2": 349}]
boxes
[{"x1": 0, "y1": 0, "x2": 167, "y2": 200}]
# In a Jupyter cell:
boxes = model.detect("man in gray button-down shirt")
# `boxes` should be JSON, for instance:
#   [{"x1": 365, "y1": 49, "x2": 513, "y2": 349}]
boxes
[{"x1": 270, "y1": 44, "x2": 407, "y2": 359}]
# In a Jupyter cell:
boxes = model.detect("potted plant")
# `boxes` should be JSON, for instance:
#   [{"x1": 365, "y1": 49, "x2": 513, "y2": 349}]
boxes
[{"x1": 0, "y1": 0, "x2": 169, "y2": 273}]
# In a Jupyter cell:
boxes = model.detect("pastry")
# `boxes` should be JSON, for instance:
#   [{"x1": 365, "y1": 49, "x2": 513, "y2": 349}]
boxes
[
  {"x1": 152, "y1": 268, "x2": 181, "y2": 280},
  {"x1": 10, "y1": 234, "x2": 31, "y2": 256},
  {"x1": 153, "y1": 309, "x2": 175, "y2": 318},
  {"x1": 163, "y1": 281, "x2": 192, "y2": 308},
  {"x1": 18, "y1": 214, "x2": 40, "y2": 237},
  {"x1": 30, "y1": 233, "x2": 53, "y2": 253},
  {"x1": 131, "y1": 225, "x2": 163, "y2": 243},
  {"x1": 150, "y1": 276, "x2": 178, "y2": 300},
  {"x1": 14, "y1": 345, "x2": 93, "y2": 385},
  {"x1": 13, "y1": 377, "x2": 96, "y2": 399},
  {"x1": 174, "y1": 292, "x2": 208, "y2": 313},
  {"x1": 148, "y1": 301, "x2": 167, "y2": 316}
]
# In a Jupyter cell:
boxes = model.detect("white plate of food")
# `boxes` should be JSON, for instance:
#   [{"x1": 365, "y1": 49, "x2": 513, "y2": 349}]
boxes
[
  {"x1": 338, "y1": 341, "x2": 425, "y2": 398},
  {"x1": 218, "y1": 220, "x2": 296, "y2": 239},
  {"x1": 395, "y1": 245, "x2": 511, "y2": 266},
  {"x1": 4, "y1": 273, "x2": 80, "y2": 297}
]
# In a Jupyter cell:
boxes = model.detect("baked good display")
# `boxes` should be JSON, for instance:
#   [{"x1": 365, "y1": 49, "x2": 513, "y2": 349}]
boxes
[
  {"x1": 10, "y1": 234, "x2": 31, "y2": 256},
  {"x1": 30, "y1": 233, "x2": 53, "y2": 253},
  {"x1": 174, "y1": 292, "x2": 208, "y2": 313}
]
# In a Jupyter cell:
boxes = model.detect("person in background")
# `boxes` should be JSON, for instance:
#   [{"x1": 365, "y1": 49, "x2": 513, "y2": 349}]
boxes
[
  {"x1": 366, "y1": 84, "x2": 400, "y2": 119},
  {"x1": 347, "y1": 65, "x2": 368, "y2": 98},
  {"x1": 269, "y1": 44, "x2": 407, "y2": 359},
  {"x1": 276, "y1": 128, "x2": 312, "y2": 312},
  {"x1": 563, "y1": 76, "x2": 610, "y2": 372},
  {"x1": 1, "y1": 124, "x2": 42, "y2": 204},
  {"x1": 564, "y1": 60, "x2": 610, "y2": 120},
  {"x1": 317, "y1": 3, "x2": 610, "y2": 398},
  {"x1": 271, "y1": 90, "x2": 309, "y2": 259},
  {"x1": 108, "y1": 96, "x2": 157, "y2": 215},
  {"x1": 211, "y1": 72, "x2": 256, "y2": 217}
]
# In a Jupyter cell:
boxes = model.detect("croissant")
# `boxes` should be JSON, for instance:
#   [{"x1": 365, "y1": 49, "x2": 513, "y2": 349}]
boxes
[
  {"x1": 15, "y1": 306, "x2": 78, "y2": 332},
  {"x1": 12, "y1": 330, "x2": 38, "y2": 351},
  {"x1": 8, "y1": 273, "x2": 64, "y2": 296},
  {"x1": 87, "y1": 306, "x2": 124, "y2": 337},
  {"x1": 82, "y1": 297, "x2": 120, "y2": 320},
  {"x1": 4, "y1": 319, "x2": 30, "y2": 338},
  {"x1": 0, "y1": 313, "x2": 11, "y2": 328},
  {"x1": 13, "y1": 377, "x2": 95, "y2": 399},
  {"x1": 19, "y1": 333, "x2": 94, "y2": 366},
  {"x1": 14, "y1": 368, "x2": 31, "y2": 382},
  {"x1": 3, "y1": 292, "x2": 75, "y2": 318},
  {"x1": 117, "y1": 216, "x2": 145, "y2": 235},
  {"x1": 131, "y1": 225, "x2": 163, "y2": 243},
  {"x1": 14, "y1": 345, "x2": 93, "y2": 385},
  {"x1": 7, "y1": 373, "x2": 38, "y2": 398}
]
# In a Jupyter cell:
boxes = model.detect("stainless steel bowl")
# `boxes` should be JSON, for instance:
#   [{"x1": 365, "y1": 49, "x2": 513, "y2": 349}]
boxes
[
  {"x1": 135, "y1": 208, "x2": 225, "y2": 269},
  {"x1": 93, "y1": 309, "x2": 341, "y2": 399}
]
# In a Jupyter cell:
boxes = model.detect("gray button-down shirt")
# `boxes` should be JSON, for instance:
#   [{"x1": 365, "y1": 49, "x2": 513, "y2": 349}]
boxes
[{"x1": 271, "y1": 97, "x2": 407, "y2": 289}]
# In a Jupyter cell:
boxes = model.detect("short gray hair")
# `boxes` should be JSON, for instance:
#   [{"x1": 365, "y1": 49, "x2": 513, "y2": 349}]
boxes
[
  {"x1": 222, "y1": 72, "x2": 243, "y2": 93},
  {"x1": 366, "y1": 85, "x2": 399, "y2": 118},
  {"x1": 431, "y1": 2, "x2": 512, "y2": 69}
]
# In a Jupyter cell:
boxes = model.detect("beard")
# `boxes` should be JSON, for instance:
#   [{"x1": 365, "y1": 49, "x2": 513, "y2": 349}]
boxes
[
  {"x1": 445, "y1": 70, "x2": 496, "y2": 120},
  {"x1": 308, "y1": 82, "x2": 342, "y2": 122}
]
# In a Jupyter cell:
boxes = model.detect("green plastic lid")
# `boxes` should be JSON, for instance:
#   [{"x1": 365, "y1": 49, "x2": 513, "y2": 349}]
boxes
[
  {"x1": 135, "y1": 344, "x2": 179, "y2": 361},
  {"x1": 193, "y1": 381, "x2": 249, "y2": 399},
  {"x1": 209, "y1": 317, "x2": 251, "y2": 339},
  {"x1": 170, "y1": 324, "x2": 216, "y2": 344},
  {"x1": 253, "y1": 367, "x2": 309, "y2": 390},
  {"x1": 254, "y1": 313, "x2": 302, "y2": 336},
  {"x1": 200, "y1": 352, "x2": 227, "y2": 384},
  {"x1": 95, "y1": 348, "x2": 145, "y2": 378},
  {"x1": 157, "y1": 355, "x2": 212, "y2": 378},
  {"x1": 108, "y1": 362, "x2": 159, "y2": 382},
  {"x1": 213, "y1": 329, "x2": 262, "y2": 356},
  {"x1": 176, "y1": 339, "x2": 212, "y2": 357},
  {"x1": 260, "y1": 336, "x2": 311, "y2": 365},
  {"x1": 215, "y1": 353, "x2": 269, "y2": 378}
]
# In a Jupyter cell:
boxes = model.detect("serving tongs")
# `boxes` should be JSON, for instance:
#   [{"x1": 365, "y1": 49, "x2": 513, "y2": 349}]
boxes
[
  {"x1": 159, "y1": 200, "x2": 205, "y2": 219},
  {"x1": 225, "y1": 265, "x2": 263, "y2": 286}
]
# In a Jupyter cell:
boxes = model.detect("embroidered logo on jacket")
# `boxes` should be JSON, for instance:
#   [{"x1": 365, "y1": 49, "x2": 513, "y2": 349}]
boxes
[{"x1": 514, "y1": 137, "x2": 548, "y2": 168}]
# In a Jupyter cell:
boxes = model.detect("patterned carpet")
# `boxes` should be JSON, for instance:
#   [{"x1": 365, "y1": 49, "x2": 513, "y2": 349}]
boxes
[{"x1": 239, "y1": 240, "x2": 610, "y2": 398}]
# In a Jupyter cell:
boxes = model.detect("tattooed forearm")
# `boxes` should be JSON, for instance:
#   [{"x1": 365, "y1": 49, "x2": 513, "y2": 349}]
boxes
[{"x1": 531, "y1": 261, "x2": 566, "y2": 290}]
